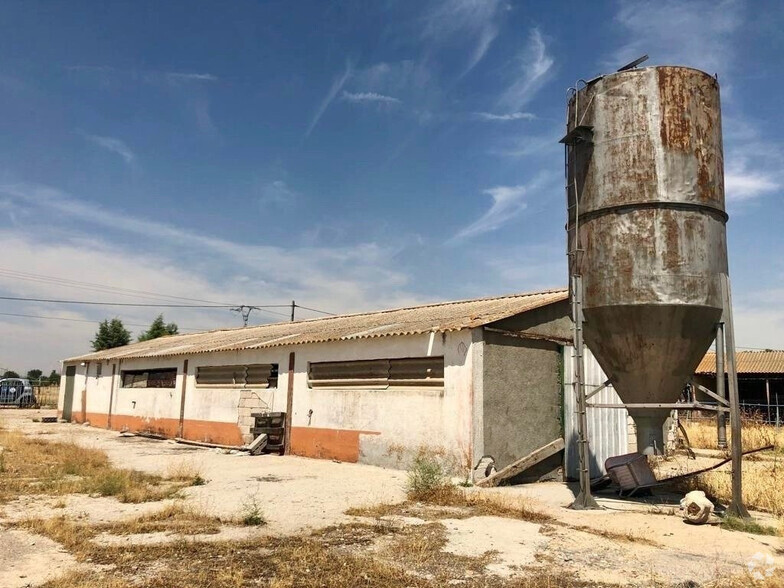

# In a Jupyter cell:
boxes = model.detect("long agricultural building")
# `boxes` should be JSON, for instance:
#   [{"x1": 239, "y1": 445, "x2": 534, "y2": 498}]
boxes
[{"x1": 59, "y1": 289, "x2": 628, "y2": 480}]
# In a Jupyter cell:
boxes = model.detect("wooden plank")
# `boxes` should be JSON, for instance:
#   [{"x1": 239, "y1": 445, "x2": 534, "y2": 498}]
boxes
[{"x1": 476, "y1": 438, "x2": 565, "y2": 488}]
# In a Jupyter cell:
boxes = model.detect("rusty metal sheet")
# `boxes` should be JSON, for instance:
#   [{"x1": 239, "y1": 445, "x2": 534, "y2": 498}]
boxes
[
  {"x1": 697, "y1": 350, "x2": 784, "y2": 375},
  {"x1": 565, "y1": 66, "x2": 728, "y2": 451}
]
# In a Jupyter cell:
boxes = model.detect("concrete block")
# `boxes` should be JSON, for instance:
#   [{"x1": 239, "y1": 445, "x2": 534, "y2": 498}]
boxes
[
  {"x1": 248, "y1": 433, "x2": 268, "y2": 455},
  {"x1": 238, "y1": 406, "x2": 254, "y2": 417},
  {"x1": 237, "y1": 415, "x2": 256, "y2": 428}
]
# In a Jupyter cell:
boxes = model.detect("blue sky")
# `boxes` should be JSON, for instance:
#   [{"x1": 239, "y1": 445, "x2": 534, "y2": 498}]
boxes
[{"x1": 0, "y1": 0, "x2": 782, "y2": 372}]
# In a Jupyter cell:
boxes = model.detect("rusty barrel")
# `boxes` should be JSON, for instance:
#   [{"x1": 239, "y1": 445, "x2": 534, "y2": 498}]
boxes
[{"x1": 565, "y1": 66, "x2": 728, "y2": 454}]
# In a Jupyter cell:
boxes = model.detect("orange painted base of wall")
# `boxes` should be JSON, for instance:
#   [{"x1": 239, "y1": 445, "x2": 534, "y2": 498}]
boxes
[
  {"x1": 290, "y1": 427, "x2": 379, "y2": 463},
  {"x1": 73, "y1": 412, "x2": 244, "y2": 446}
]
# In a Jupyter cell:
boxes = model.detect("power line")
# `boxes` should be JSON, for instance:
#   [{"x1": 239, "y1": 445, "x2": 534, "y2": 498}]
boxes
[
  {"x1": 0, "y1": 311, "x2": 207, "y2": 331},
  {"x1": 0, "y1": 267, "x2": 235, "y2": 306},
  {"x1": 0, "y1": 266, "x2": 336, "y2": 317},
  {"x1": 0, "y1": 296, "x2": 231, "y2": 308},
  {"x1": 294, "y1": 304, "x2": 335, "y2": 316}
]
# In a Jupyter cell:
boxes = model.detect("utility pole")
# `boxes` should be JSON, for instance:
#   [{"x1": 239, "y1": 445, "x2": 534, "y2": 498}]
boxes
[
  {"x1": 291, "y1": 300, "x2": 295, "y2": 322},
  {"x1": 231, "y1": 305, "x2": 259, "y2": 327}
]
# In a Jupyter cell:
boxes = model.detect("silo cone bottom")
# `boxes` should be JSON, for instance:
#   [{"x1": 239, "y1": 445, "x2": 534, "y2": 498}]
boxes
[{"x1": 630, "y1": 414, "x2": 668, "y2": 456}]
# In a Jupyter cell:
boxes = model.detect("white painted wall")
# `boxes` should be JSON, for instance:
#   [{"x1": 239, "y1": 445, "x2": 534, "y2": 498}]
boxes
[{"x1": 59, "y1": 330, "x2": 477, "y2": 470}]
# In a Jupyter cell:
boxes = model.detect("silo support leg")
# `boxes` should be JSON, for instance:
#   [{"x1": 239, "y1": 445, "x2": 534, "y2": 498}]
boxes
[
  {"x1": 721, "y1": 274, "x2": 749, "y2": 519},
  {"x1": 570, "y1": 275, "x2": 600, "y2": 510}
]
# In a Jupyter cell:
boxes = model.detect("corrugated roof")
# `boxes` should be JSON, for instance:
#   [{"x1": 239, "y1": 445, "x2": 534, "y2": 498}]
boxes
[
  {"x1": 65, "y1": 288, "x2": 568, "y2": 362},
  {"x1": 696, "y1": 350, "x2": 784, "y2": 375}
]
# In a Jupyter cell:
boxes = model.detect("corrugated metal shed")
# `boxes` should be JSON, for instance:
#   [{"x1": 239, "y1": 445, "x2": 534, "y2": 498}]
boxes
[
  {"x1": 564, "y1": 346, "x2": 629, "y2": 479},
  {"x1": 66, "y1": 289, "x2": 568, "y2": 362},
  {"x1": 696, "y1": 350, "x2": 784, "y2": 375}
]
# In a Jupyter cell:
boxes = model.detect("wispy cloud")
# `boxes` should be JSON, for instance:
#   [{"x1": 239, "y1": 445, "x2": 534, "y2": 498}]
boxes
[
  {"x1": 306, "y1": 61, "x2": 353, "y2": 137},
  {"x1": 83, "y1": 134, "x2": 135, "y2": 164},
  {"x1": 421, "y1": 0, "x2": 509, "y2": 76},
  {"x1": 259, "y1": 180, "x2": 298, "y2": 207},
  {"x1": 498, "y1": 28, "x2": 553, "y2": 110},
  {"x1": 164, "y1": 72, "x2": 218, "y2": 84},
  {"x1": 473, "y1": 111, "x2": 535, "y2": 122},
  {"x1": 725, "y1": 165, "x2": 779, "y2": 201},
  {"x1": 611, "y1": 0, "x2": 742, "y2": 75},
  {"x1": 67, "y1": 65, "x2": 218, "y2": 85},
  {"x1": 0, "y1": 182, "x2": 420, "y2": 316},
  {"x1": 451, "y1": 184, "x2": 528, "y2": 241},
  {"x1": 341, "y1": 91, "x2": 401, "y2": 105}
]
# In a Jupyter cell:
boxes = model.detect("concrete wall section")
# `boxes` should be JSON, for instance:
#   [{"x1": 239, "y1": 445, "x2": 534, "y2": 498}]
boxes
[
  {"x1": 481, "y1": 331, "x2": 563, "y2": 482},
  {"x1": 489, "y1": 299, "x2": 572, "y2": 341}
]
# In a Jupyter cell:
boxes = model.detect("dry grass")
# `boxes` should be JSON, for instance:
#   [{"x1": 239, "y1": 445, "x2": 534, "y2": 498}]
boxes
[
  {"x1": 36, "y1": 527, "x2": 608, "y2": 588},
  {"x1": 0, "y1": 428, "x2": 203, "y2": 503},
  {"x1": 682, "y1": 418, "x2": 784, "y2": 453},
  {"x1": 678, "y1": 419, "x2": 784, "y2": 519},
  {"x1": 16, "y1": 516, "x2": 95, "y2": 556},
  {"x1": 350, "y1": 486, "x2": 553, "y2": 525},
  {"x1": 682, "y1": 463, "x2": 784, "y2": 518},
  {"x1": 100, "y1": 502, "x2": 224, "y2": 535}
]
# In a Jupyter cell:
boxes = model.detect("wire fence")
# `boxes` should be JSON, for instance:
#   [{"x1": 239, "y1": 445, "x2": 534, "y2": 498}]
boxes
[
  {"x1": 680, "y1": 401, "x2": 783, "y2": 427},
  {"x1": 33, "y1": 385, "x2": 59, "y2": 408}
]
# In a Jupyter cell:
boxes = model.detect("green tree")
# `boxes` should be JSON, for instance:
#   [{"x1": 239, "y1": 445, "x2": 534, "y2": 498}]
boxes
[
  {"x1": 47, "y1": 370, "x2": 61, "y2": 386},
  {"x1": 137, "y1": 314, "x2": 178, "y2": 342},
  {"x1": 91, "y1": 318, "x2": 131, "y2": 351},
  {"x1": 2, "y1": 370, "x2": 20, "y2": 378},
  {"x1": 26, "y1": 369, "x2": 43, "y2": 381}
]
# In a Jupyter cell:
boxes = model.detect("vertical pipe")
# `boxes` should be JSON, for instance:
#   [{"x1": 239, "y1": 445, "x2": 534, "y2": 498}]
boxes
[
  {"x1": 722, "y1": 274, "x2": 749, "y2": 518},
  {"x1": 716, "y1": 322, "x2": 727, "y2": 448},
  {"x1": 570, "y1": 275, "x2": 600, "y2": 510},
  {"x1": 178, "y1": 360, "x2": 189, "y2": 438},
  {"x1": 107, "y1": 363, "x2": 117, "y2": 430},
  {"x1": 284, "y1": 352, "x2": 295, "y2": 455},
  {"x1": 81, "y1": 362, "x2": 89, "y2": 423},
  {"x1": 766, "y1": 379, "x2": 771, "y2": 424}
]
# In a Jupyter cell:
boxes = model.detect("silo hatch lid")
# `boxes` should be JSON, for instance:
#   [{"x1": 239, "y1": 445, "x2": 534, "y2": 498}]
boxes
[{"x1": 559, "y1": 125, "x2": 593, "y2": 146}]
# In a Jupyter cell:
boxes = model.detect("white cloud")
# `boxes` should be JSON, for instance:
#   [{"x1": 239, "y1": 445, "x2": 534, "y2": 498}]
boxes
[
  {"x1": 306, "y1": 61, "x2": 353, "y2": 137},
  {"x1": 164, "y1": 72, "x2": 218, "y2": 84},
  {"x1": 421, "y1": 0, "x2": 509, "y2": 75},
  {"x1": 497, "y1": 28, "x2": 554, "y2": 110},
  {"x1": 474, "y1": 111, "x2": 535, "y2": 122},
  {"x1": 83, "y1": 134, "x2": 136, "y2": 164},
  {"x1": 725, "y1": 166, "x2": 779, "y2": 202},
  {"x1": 341, "y1": 91, "x2": 401, "y2": 105},
  {"x1": 611, "y1": 0, "x2": 742, "y2": 75},
  {"x1": 451, "y1": 185, "x2": 528, "y2": 241},
  {"x1": 0, "y1": 182, "x2": 428, "y2": 370},
  {"x1": 259, "y1": 180, "x2": 298, "y2": 207}
]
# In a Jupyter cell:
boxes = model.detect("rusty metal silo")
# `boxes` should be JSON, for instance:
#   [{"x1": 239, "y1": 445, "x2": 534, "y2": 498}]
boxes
[{"x1": 565, "y1": 66, "x2": 728, "y2": 455}]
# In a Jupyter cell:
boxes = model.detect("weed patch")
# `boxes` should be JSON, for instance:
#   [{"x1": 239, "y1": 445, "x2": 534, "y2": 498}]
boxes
[
  {"x1": 0, "y1": 429, "x2": 194, "y2": 503},
  {"x1": 238, "y1": 494, "x2": 267, "y2": 526},
  {"x1": 720, "y1": 515, "x2": 780, "y2": 536}
]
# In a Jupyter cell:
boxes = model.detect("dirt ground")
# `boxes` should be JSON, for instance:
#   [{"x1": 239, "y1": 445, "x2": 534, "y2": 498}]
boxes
[{"x1": 1, "y1": 408, "x2": 782, "y2": 587}]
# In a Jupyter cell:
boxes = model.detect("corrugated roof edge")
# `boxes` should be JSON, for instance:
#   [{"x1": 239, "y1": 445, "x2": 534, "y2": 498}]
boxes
[{"x1": 63, "y1": 287, "x2": 568, "y2": 363}]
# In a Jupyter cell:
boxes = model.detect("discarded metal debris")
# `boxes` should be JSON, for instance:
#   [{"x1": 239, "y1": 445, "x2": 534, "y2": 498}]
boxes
[{"x1": 681, "y1": 490, "x2": 714, "y2": 524}]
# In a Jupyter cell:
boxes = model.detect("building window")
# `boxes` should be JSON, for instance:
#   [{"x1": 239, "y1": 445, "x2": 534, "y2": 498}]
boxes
[
  {"x1": 308, "y1": 357, "x2": 444, "y2": 389},
  {"x1": 96, "y1": 363, "x2": 102, "y2": 379},
  {"x1": 121, "y1": 368, "x2": 177, "y2": 389},
  {"x1": 195, "y1": 364, "x2": 278, "y2": 388}
]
